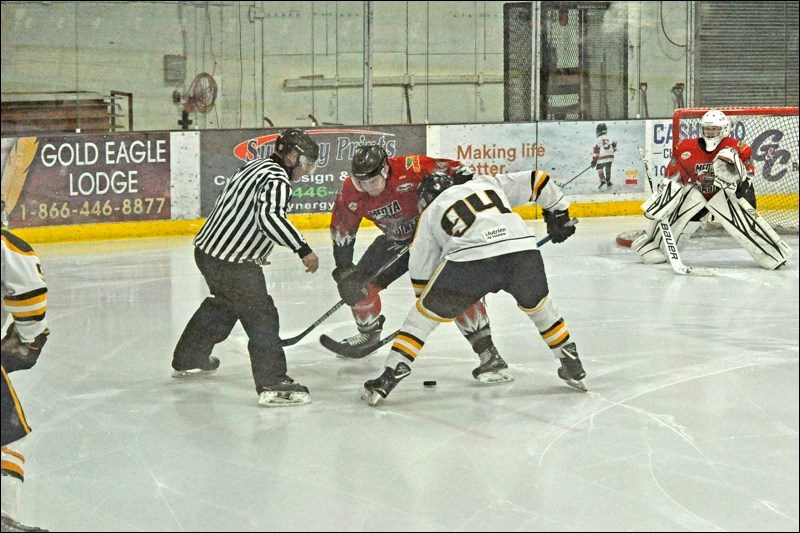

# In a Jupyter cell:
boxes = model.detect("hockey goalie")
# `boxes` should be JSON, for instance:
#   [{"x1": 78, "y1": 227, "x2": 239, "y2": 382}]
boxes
[{"x1": 633, "y1": 109, "x2": 791, "y2": 270}]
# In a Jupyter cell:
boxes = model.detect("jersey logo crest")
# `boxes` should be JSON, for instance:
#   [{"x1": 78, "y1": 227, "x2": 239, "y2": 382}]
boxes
[
  {"x1": 681, "y1": 151, "x2": 691, "y2": 160},
  {"x1": 368, "y1": 200, "x2": 401, "y2": 219},
  {"x1": 405, "y1": 156, "x2": 421, "y2": 172},
  {"x1": 396, "y1": 183, "x2": 415, "y2": 192},
  {"x1": 348, "y1": 202, "x2": 358, "y2": 211}
]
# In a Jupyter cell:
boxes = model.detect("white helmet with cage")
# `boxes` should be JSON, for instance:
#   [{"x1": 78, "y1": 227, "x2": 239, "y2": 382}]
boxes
[{"x1": 699, "y1": 109, "x2": 731, "y2": 151}]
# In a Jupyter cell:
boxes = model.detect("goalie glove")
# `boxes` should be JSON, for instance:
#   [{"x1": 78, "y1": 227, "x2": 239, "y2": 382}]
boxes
[
  {"x1": 332, "y1": 265, "x2": 370, "y2": 306},
  {"x1": 712, "y1": 147, "x2": 745, "y2": 191},
  {"x1": 1, "y1": 324, "x2": 49, "y2": 373},
  {"x1": 543, "y1": 209, "x2": 576, "y2": 244}
]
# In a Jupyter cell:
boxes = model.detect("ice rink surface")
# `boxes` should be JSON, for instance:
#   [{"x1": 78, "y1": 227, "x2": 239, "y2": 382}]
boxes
[{"x1": 7, "y1": 216, "x2": 799, "y2": 532}]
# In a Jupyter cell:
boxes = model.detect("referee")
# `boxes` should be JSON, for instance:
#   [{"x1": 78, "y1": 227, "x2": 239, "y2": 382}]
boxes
[{"x1": 171, "y1": 128, "x2": 320, "y2": 407}]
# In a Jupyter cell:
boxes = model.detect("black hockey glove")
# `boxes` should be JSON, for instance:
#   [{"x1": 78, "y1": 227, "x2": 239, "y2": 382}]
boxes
[
  {"x1": 736, "y1": 178, "x2": 757, "y2": 207},
  {"x1": 1, "y1": 324, "x2": 49, "y2": 373},
  {"x1": 543, "y1": 209, "x2": 576, "y2": 244},
  {"x1": 451, "y1": 166, "x2": 474, "y2": 185},
  {"x1": 332, "y1": 265, "x2": 370, "y2": 306},
  {"x1": 590, "y1": 160, "x2": 597, "y2": 168}
]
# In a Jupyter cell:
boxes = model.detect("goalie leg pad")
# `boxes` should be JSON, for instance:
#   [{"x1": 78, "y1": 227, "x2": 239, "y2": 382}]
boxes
[
  {"x1": 705, "y1": 191, "x2": 792, "y2": 270},
  {"x1": 634, "y1": 186, "x2": 706, "y2": 264},
  {"x1": 641, "y1": 178, "x2": 683, "y2": 220},
  {"x1": 633, "y1": 219, "x2": 667, "y2": 264}
]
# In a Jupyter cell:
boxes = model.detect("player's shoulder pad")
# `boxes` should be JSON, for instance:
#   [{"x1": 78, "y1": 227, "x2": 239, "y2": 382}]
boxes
[
  {"x1": 1, "y1": 228, "x2": 35, "y2": 254},
  {"x1": 675, "y1": 137, "x2": 698, "y2": 150}
]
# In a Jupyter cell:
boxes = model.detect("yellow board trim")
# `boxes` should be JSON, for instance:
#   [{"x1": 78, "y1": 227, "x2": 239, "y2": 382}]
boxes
[
  {"x1": 12, "y1": 195, "x2": 796, "y2": 245},
  {"x1": 9, "y1": 201, "x2": 640, "y2": 244}
]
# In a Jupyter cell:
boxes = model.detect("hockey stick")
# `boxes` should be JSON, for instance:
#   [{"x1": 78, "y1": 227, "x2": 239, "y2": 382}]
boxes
[
  {"x1": 635, "y1": 144, "x2": 654, "y2": 193},
  {"x1": 325, "y1": 223, "x2": 577, "y2": 359},
  {"x1": 280, "y1": 245, "x2": 409, "y2": 347},
  {"x1": 635, "y1": 146, "x2": 716, "y2": 276},
  {"x1": 657, "y1": 220, "x2": 717, "y2": 276},
  {"x1": 556, "y1": 166, "x2": 593, "y2": 189}
]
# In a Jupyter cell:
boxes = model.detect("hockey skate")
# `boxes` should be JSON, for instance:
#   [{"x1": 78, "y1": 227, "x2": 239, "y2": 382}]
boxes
[
  {"x1": 0, "y1": 516, "x2": 49, "y2": 532},
  {"x1": 361, "y1": 362, "x2": 411, "y2": 406},
  {"x1": 557, "y1": 342, "x2": 587, "y2": 392},
  {"x1": 320, "y1": 315, "x2": 386, "y2": 359},
  {"x1": 258, "y1": 377, "x2": 311, "y2": 407},
  {"x1": 171, "y1": 356, "x2": 220, "y2": 378},
  {"x1": 472, "y1": 346, "x2": 514, "y2": 384}
]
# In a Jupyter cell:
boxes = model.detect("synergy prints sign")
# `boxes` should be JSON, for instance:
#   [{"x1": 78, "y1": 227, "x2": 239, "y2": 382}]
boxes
[
  {"x1": 1, "y1": 133, "x2": 171, "y2": 228},
  {"x1": 200, "y1": 127, "x2": 426, "y2": 216}
]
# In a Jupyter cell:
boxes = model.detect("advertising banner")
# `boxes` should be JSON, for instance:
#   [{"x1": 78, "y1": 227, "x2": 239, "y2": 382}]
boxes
[
  {"x1": 199, "y1": 126, "x2": 427, "y2": 216},
  {"x1": 429, "y1": 121, "x2": 649, "y2": 196},
  {"x1": 1, "y1": 133, "x2": 171, "y2": 228}
]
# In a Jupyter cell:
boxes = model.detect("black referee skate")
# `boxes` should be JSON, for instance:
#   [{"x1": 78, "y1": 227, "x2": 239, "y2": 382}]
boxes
[
  {"x1": 362, "y1": 362, "x2": 411, "y2": 406},
  {"x1": 171, "y1": 356, "x2": 220, "y2": 378},
  {"x1": 0, "y1": 516, "x2": 49, "y2": 532},
  {"x1": 472, "y1": 346, "x2": 514, "y2": 384},
  {"x1": 258, "y1": 377, "x2": 311, "y2": 407},
  {"x1": 320, "y1": 315, "x2": 385, "y2": 359},
  {"x1": 557, "y1": 342, "x2": 587, "y2": 392}
]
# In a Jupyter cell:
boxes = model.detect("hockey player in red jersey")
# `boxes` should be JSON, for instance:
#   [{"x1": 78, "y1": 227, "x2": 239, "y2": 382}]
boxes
[
  {"x1": 633, "y1": 109, "x2": 790, "y2": 269},
  {"x1": 324, "y1": 145, "x2": 512, "y2": 384}
]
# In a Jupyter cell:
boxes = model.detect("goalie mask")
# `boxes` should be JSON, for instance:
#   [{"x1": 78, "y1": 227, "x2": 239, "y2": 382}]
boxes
[
  {"x1": 351, "y1": 145, "x2": 389, "y2": 196},
  {"x1": 418, "y1": 171, "x2": 455, "y2": 211},
  {"x1": 700, "y1": 110, "x2": 730, "y2": 151}
]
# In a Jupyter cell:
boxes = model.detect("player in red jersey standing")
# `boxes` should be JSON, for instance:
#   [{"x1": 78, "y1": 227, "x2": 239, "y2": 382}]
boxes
[
  {"x1": 322, "y1": 145, "x2": 512, "y2": 384},
  {"x1": 633, "y1": 109, "x2": 790, "y2": 269}
]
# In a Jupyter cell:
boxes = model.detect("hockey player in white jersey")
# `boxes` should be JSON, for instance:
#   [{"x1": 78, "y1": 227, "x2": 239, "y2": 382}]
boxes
[
  {"x1": 591, "y1": 123, "x2": 617, "y2": 189},
  {"x1": 361, "y1": 169, "x2": 588, "y2": 406},
  {"x1": 2, "y1": 197, "x2": 51, "y2": 532}
]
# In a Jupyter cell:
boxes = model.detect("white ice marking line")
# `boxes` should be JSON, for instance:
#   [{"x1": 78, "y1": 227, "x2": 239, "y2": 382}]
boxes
[
  {"x1": 647, "y1": 448, "x2": 723, "y2": 531},
  {"x1": 536, "y1": 362, "x2": 760, "y2": 467},
  {"x1": 759, "y1": 500, "x2": 798, "y2": 523},
  {"x1": 625, "y1": 403, "x2": 722, "y2": 479}
]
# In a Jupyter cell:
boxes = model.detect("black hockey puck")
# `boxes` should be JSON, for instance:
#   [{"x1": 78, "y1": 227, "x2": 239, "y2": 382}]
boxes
[{"x1": 423, "y1": 380, "x2": 437, "y2": 387}]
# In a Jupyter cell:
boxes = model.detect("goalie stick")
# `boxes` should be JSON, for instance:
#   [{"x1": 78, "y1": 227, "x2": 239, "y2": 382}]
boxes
[
  {"x1": 657, "y1": 220, "x2": 717, "y2": 276},
  {"x1": 321, "y1": 221, "x2": 578, "y2": 359},
  {"x1": 635, "y1": 146, "x2": 716, "y2": 277},
  {"x1": 280, "y1": 245, "x2": 409, "y2": 347}
]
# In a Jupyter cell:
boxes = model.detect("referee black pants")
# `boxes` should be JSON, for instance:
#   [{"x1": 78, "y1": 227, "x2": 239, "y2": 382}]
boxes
[{"x1": 172, "y1": 248, "x2": 286, "y2": 392}]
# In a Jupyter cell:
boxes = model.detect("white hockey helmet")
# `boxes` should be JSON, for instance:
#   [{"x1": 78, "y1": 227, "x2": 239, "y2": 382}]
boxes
[{"x1": 699, "y1": 109, "x2": 730, "y2": 151}]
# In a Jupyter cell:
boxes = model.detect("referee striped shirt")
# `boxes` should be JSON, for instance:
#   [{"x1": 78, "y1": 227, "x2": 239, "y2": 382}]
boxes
[{"x1": 194, "y1": 156, "x2": 312, "y2": 263}]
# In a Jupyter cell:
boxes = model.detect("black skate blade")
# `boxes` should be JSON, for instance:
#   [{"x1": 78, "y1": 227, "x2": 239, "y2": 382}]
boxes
[{"x1": 319, "y1": 334, "x2": 373, "y2": 359}]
